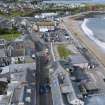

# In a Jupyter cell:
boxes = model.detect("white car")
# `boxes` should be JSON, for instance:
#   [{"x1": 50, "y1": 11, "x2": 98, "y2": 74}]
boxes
[
  {"x1": 32, "y1": 54, "x2": 36, "y2": 59},
  {"x1": 64, "y1": 34, "x2": 70, "y2": 40}
]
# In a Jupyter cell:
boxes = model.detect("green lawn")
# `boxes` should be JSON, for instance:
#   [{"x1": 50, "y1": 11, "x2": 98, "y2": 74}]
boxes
[
  {"x1": 0, "y1": 33, "x2": 21, "y2": 41},
  {"x1": 58, "y1": 45, "x2": 73, "y2": 59},
  {"x1": 0, "y1": 9, "x2": 33, "y2": 18},
  {"x1": 10, "y1": 10, "x2": 25, "y2": 17}
]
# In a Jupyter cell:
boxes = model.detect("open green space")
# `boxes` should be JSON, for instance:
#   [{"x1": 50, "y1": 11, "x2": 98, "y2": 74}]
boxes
[
  {"x1": 0, "y1": 9, "x2": 34, "y2": 18},
  {"x1": 0, "y1": 27, "x2": 21, "y2": 41},
  {"x1": 0, "y1": 33, "x2": 20, "y2": 41},
  {"x1": 9, "y1": 10, "x2": 34, "y2": 17},
  {"x1": 57, "y1": 45, "x2": 73, "y2": 59}
]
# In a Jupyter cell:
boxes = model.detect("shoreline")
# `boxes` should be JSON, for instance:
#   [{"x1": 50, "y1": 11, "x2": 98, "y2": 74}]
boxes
[
  {"x1": 81, "y1": 18, "x2": 105, "y2": 52},
  {"x1": 63, "y1": 16, "x2": 105, "y2": 67}
]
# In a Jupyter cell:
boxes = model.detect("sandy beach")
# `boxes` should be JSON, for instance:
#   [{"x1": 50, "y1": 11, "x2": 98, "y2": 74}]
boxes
[{"x1": 63, "y1": 16, "x2": 105, "y2": 67}]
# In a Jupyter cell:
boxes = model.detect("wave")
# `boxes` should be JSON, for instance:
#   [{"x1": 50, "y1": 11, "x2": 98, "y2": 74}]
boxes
[{"x1": 81, "y1": 18, "x2": 105, "y2": 51}]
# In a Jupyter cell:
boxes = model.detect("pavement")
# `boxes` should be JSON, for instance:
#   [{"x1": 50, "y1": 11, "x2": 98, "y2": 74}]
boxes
[{"x1": 50, "y1": 74, "x2": 64, "y2": 105}]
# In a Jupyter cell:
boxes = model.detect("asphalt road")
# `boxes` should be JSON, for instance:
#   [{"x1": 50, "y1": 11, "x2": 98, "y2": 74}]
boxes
[
  {"x1": 36, "y1": 54, "x2": 53, "y2": 105},
  {"x1": 29, "y1": 30, "x2": 53, "y2": 105},
  {"x1": 35, "y1": 37, "x2": 53, "y2": 105}
]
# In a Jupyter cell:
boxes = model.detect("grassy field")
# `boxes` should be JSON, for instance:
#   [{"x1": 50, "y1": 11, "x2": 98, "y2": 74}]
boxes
[
  {"x1": 0, "y1": 9, "x2": 34, "y2": 18},
  {"x1": 0, "y1": 33, "x2": 21, "y2": 41},
  {"x1": 58, "y1": 45, "x2": 73, "y2": 59}
]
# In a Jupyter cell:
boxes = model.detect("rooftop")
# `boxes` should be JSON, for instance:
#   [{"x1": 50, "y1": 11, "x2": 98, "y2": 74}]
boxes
[
  {"x1": 50, "y1": 62, "x2": 84, "y2": 105},
  {"x1": 0, "y1": 49, "x2": 6, "y2": 57},
  {"x1": 70, "y1": 54, "x2": 88, "y2": 64},
  {"x1": 36, "y1": 20, "x2": 55, "y2": 26},
  {"x1": 0, "y1": 63, "x2": 36, "y2": 105},
  {"x1": 86, "y1": 95, "x2": 105, "y2": 105},
  {"x1": 72, "y1": 67, "x2": 89, "y2": 81},
  {"x1": 84, "y1": 81, "x2": 98, "y2": 91},
  {"x1": 0, "y1": 39, "x2": 6, "y2": 46}
]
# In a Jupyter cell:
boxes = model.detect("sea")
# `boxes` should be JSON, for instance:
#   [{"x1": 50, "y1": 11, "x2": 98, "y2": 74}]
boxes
[
  {"x1": 43, "y1": 0, "x2": 105, "y2": 4},
  {"x1": 81, "y1": 15, "x2": 105, "y2": 51}
]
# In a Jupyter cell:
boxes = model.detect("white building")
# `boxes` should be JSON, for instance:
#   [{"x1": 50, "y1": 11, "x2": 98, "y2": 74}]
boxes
[{"x1": 35, "y1": 20, "x2": 56, "y2": 32}]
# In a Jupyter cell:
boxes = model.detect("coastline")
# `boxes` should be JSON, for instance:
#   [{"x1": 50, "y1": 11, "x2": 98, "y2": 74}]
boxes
[
  {"x1": 63, "y1": 16, "x2": 105, "y2": 67},
  {"x1": 81, "y1": 18, "x2": 105, "y2": 51}
]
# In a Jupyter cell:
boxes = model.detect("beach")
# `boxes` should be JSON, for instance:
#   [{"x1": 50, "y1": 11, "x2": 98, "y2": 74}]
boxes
[
  {"x1": 81, "y1": 18, "x2": 105, "y2": 51},
  {"x1": 63, "y1": 16, "x2": 105, "y2": 67}
]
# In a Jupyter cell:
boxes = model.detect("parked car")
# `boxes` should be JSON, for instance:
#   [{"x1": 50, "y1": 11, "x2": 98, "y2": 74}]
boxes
[
  {"x1": 39, "y1": 84, "x2": 50, "y2": 94},
  {"x1": 64, "y1": 34, "x2": 70, "y2": 40},
  {"x1": 39, "y1": 85, "x2": 45, "y2": 95}
]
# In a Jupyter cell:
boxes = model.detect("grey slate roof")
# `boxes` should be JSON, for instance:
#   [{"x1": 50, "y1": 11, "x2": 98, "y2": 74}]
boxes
[
  {"x1": 86, "y1": 95, "x2": 105, "y2": 105},
  {"x1": 70, "y1": 54, "x2": 88, "y2": 64},
  {"x1": 0, "y1": 49, "x2": 6, "y2": 57}
]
